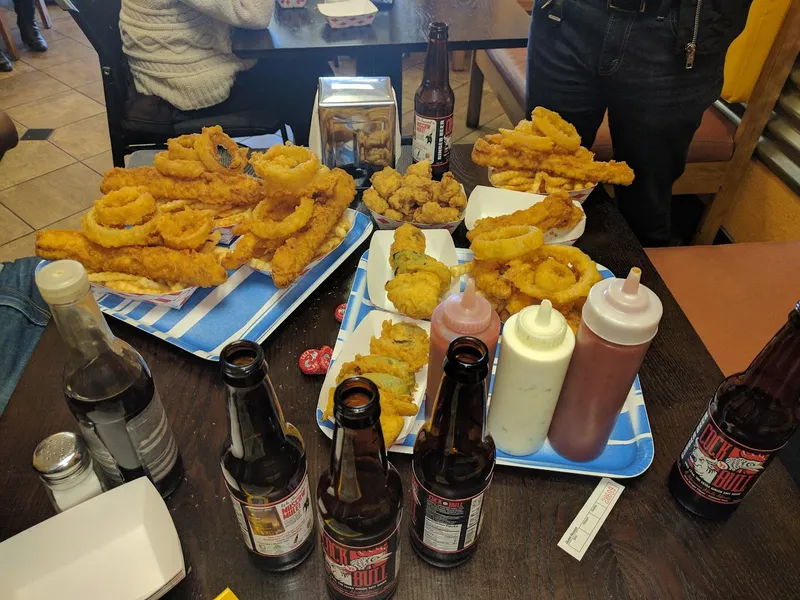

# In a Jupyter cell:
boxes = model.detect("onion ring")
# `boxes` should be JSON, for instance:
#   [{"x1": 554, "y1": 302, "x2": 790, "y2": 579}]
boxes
[
  {"x1": 534, "y1": 257, "x2": 577, "y2": 291},
  {"x1": 503, "y1": 245, "x2": 601, "y2": 305},
  {"x1": 249, "y1": 144, "x2": 321, "y2": 193},
  {"x1": 82, "y1": 207, "x2": 158, "y2": 248},
  {"x1": 157, "y1": 209, "x2": 214, "y2": 250},
  {"x1": 498, "y1": 128, "x2": 554, "y2": 152},
  {"x1": 194, "y1": 125, "x2": 248, "y2": 174},
  {"x1": 250, "y1": 197, "x2": 314, "y2": 240},
  {"x1": 471, "y1": 226, "x2": 544, "y2": 261},
  {"x1": 154, "y1": 151, "x2": 207, "y2": 179},
  {"x1": 531, "y1": 106, "x2": 581, "y2": 151},
  {"x1": 167, "y1": 135, "x2": 200, "y2": 161},
  {"x1": 471, "y1": 260, "x2": 513, "y2": 300},
  {"x1": 94, "y1": 187, "x2": 155, "y2": 226}
]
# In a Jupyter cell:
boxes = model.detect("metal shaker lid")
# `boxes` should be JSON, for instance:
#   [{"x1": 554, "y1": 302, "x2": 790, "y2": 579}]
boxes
[{"x1": 33, "y1": 432, "x2": 90, "y2": 481}]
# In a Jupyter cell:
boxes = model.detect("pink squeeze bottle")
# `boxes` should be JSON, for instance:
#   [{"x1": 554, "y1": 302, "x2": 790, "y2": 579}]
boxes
[
  {"x1": 425, "y1": 280, "x2": 500, "y2": 422},
  {"x1": 548, "y1": 267, "x2": 663, "y2": 462}
]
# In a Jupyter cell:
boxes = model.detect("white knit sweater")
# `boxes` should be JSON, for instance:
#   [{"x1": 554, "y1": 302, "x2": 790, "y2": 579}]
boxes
[{"x1": 120, "y1": 0, "x2": 274, "y2": 111}]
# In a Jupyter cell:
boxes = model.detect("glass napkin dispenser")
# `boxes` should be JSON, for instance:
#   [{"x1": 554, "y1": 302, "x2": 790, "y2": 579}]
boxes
[{"x1": 318, "y1": 76, "x2": 396, "y2": 188}]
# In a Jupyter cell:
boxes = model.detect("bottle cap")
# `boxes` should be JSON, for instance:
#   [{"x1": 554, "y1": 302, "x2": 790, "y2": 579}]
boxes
[
  {"x1": 33, "y1": 432, "x2": 90, "y2": 482},
  {"x1": 35, "y1": 260, "x2": 91, "y2": 306},
  {"x1": 515, "y1": 300, "x2": 568, "y2": 350},
  {"x1": 441, "y1": 280, "x2": 493, "y2": 335},
  {"x1": 582, "y1": 267, "x2": 663, "y2": 345}
]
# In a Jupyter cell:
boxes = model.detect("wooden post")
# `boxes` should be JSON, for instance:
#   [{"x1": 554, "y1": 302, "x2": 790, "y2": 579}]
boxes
[
  {"x1": 694, "y1": 1, "x2": 800, "y2": 244},
  {"x1": 36, "y1": 0, "x2": 53, "y2": 29},
  {"x1": 0, "y1": 11, "x2": 20, "y2": 60}
]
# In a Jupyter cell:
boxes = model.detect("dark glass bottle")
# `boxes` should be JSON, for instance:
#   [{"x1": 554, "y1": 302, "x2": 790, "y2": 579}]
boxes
[
  {"x1": 35, "y1": 260, "x2": 183, "y2": 499},
  {"x1": 220, "y1": 340, "x2": 315, "y2": 571},
  {"x1": 669, "y1": 302, "x2": 800, "y2": 519},
  {"x1": 413, "y1": 22, "x2": 455, "y2": 178},
  {"x1": 410, "y1": 336, "x2": 495, "y2": 568},
  {"x1": 317, "y1": 378, "x2": 403, "y2": 600}
]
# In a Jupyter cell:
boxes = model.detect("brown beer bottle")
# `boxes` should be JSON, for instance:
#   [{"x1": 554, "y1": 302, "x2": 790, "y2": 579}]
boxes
[
  {"x1": 317, "y1": 377, "x2": 403, "y2": 600},
  {"x1": 410, "y1": 336, "x2": 495, "y2": 567},
  {"x1": 669, "y1": 302, "x2": 800, "y2": 519},
  {"x1": 413, "y1": 22, "x2": 455, "y2": 178},
  {"x1": 220, "y1": 341, "x2": 315, "y2": 571}
]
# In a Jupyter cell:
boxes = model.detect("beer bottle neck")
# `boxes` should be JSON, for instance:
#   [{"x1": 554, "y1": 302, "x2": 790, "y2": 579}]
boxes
[
  {"x1": 428, "y1": 375, "x2": 488, "y2": 452},
  {"x1": 225, "y1": 376, "x2": 289, "y2": 461},
  {"x1": 422, "y1": 38, "x2": 449, "y2": 89},
  {"x1": 330, "y1": 419, "x2": 387, "y2": 503},
  {"x1": 740, "y1": 306, "x2": 800, "y2": 403}
]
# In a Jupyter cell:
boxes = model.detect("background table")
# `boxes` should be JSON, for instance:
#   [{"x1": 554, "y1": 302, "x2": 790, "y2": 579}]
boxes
[
  {"x1": 233, "y1": 0, "x2": 531, "y2": 115},
  {"x1": 3, "y1": 146, "x2": 800, "y2": 599}
]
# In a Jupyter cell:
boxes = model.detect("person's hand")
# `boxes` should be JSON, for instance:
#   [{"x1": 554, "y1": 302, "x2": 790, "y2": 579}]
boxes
[{"x1": 0, "y1": 110, "x2": 19, "y2": 160}]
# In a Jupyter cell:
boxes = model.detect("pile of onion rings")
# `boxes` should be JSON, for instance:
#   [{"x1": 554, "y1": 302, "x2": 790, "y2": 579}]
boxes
[
  {"x1": 249, "y1": 143, "x2": 321, "y2": 194},
  {"x1": 471, "y1": 226, "x2": 544, "y2": 261},
  {"x1": 167, "y1": 135, "x2": 200, "y2": 161},
  {"x1": 94, "y1": 187, "x2": 155, "y2": 226},
  {"x1": 531, "y1": 106, "x2": 581, "y2": 151},
  {"x1": 194, "y1": 125, "x2": 249, "y2": 175},
  {"x1": 83, "y1": 206, "x2": 158, "y2": 248},
  {"x1": 157, "y1": 209, "x2": 214, "y2": 250}
]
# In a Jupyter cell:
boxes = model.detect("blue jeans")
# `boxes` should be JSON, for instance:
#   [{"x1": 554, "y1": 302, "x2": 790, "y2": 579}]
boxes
[
  {"x1": 0, "y1": 257, "x2": 50, "y2": 415},
  {"x1": 527, "y1": 0, "x2": 725, "y2": 246}
]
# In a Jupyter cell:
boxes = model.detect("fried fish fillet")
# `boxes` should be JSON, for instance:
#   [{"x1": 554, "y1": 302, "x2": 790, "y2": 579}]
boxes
[
  {"x1": 466, "y1": 192, "x2": 583, "y2": 242},
  {"x1": 101, "y1": 167, "x2": 261, "y2": 205},
  {"x1": 270, "y1": 168, "x2": 356, "y2": 288},
  {"x1": 472, "y1": 138, "x2": 634, "y2": 185},
  {"x1": 36, "y1": 230, "x2": 227, "y2": 287}
]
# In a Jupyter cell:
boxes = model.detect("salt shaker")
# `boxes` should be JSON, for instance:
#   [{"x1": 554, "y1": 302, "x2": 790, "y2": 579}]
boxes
[{"x1": 33, "y1": 432, "x2": 105, "y2": 513}]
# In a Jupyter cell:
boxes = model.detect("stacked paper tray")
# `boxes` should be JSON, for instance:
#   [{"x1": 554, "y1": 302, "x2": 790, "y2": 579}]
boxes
[
  {"x1": 76, "y1": 210, "x2": 373, "y2": 361},
  {"x1": 316, "y1": 248, "x2": 655, "y2": 479}
]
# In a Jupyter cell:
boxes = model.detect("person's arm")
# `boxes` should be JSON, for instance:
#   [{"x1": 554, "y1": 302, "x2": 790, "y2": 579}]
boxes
[
  {"x1": 180, "y1": 0, "x2": 275, "y2": 30},
  {"x1": 0, "y1": 110, "x2": 19, "y2": 161}
]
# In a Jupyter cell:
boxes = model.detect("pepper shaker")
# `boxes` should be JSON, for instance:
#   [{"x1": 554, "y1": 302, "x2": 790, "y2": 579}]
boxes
[{"x1": 33, "y1": 432, "x2": 106, "y2": 513}]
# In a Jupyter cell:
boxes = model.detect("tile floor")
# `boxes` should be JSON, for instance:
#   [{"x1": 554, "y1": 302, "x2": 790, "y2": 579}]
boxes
[{"x1": 0, "y1": 3, "x2": 512, "y2": 263}]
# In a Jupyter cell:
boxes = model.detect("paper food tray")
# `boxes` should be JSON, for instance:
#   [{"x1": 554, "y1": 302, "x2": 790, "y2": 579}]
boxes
[
  {"x1": 316, "y1": 309, "x2": 431, "y2": 446},
  {"x1": 318, "y1": 248, "x2": 655, "y2": 478},
  {"x1": 487, "y1": 167, "x2": 596, "y2": 204},
  {"x1": 318, "y1": 0, "x2": 378, "y2": 27},
  {"x1": 366, "y1": 184, "x2": 466, "y2": 233},
  {"x1": 464, "y1": 185, "x2": 586, "y2": 246},
  {"x1": 366, "y1": 228, "x2": 459, "y2": 316},
  {"x1": 0, "y1": 478, "x2": 185, "y2": 600}
]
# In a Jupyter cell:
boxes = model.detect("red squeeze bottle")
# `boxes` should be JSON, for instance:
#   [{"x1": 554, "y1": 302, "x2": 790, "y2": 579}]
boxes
[
  {"x1": 548, "y1": 267, "x2": 663, "y2": 462},
  {"x1": 425, "y1": 280, "x2": 500, "y2": 422}
]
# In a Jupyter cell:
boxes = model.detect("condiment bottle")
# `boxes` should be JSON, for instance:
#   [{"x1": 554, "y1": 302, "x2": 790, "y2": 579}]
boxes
[
  {"x1": 411, "y1": 336, "x2": 495, "y2": 568},
  {"x1": 35, "y1": 260, "x2": 183, "y2": 498},
  {"x1": 220, "y1": 340, "x2": 315, "y2": 572},
  {"x1": 548, "y1": 267, "x2": 663, "y2": 462},
  {"x1": 426, "y1": 279, "x2": 500, "y2": 421},
  {"x1": 487, "y1": 300, "x2": 575, "y2": 456},
  {"x1": 317, "y1": 377, "x2": 403, "y2": 600},
  {"x1": 413, "y1": 22, "x2": 455, "y2": 178},
  {"x1": 669, "y1": 301, "x2": 800, "y2": 519},
  {"x1": 32, "y1": 431, "x2": 105, "y2": 513}
]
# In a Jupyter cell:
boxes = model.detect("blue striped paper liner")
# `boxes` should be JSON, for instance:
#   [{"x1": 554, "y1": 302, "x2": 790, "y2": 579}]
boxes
[
  {"x1": 316, "y1": 248, "x2": 655, "y2": 478},
  {"x1": 42, "y1": 210, "x2": 373, "y2": 361}
]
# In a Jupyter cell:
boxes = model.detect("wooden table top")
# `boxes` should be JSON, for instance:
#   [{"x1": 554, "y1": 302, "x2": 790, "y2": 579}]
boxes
[
  {"x1": 3, "y1": 146, "x2": 800, "y2": 599},
  {"x1": 232, "y1": 0, "x2": 530, "y2": 57}
]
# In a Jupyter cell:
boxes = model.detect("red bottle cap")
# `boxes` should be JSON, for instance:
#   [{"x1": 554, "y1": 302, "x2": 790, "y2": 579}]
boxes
[
  {"x1": 335, "y1": 303, "x2": 347, "y2": 323},
  {"x1": 299, "y1": 345, "x2": 334, "y2": 375}
]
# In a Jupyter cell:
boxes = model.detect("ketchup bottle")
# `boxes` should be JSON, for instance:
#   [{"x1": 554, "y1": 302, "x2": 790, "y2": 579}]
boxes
[
  {"x1": 548, "y1": 267, "x2": 663, "y2": 462},
  {"x1": 425, "y1": 280, "x2": 500, "y2": 422}
]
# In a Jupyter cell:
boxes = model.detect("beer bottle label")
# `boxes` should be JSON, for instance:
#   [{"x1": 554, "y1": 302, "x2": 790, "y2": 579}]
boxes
[
  {"x1": 413, "y1": 112, "x2": 453, "y2": 166},
  {"x1": 410, "y1": 469, "x2": 490, "y2": 554},
  {"x1": 675, "y1": 410, "x2": 778, "y2": 505},
  {"x1": 228, "y1": 474, "x2": 314, "y2": 557},
  {"x1": 321, "y1": 520, "x2": 401, "y2": 599}
]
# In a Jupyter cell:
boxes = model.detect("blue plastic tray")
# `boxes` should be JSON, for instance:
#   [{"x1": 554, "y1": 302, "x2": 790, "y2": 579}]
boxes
[{"x1": 316, "y1": 248, "x2": 655, "y2": 478}]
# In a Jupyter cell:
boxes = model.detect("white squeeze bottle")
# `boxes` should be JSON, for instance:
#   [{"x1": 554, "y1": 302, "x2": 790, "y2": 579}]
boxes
[{"x1": 487, "y1": 300, "x2": 575, "y2": 456}]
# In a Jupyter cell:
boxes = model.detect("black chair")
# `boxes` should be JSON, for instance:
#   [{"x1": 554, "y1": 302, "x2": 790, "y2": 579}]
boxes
[{"x1": 55, "y1": 0, "x2": 288, "y2": 167}]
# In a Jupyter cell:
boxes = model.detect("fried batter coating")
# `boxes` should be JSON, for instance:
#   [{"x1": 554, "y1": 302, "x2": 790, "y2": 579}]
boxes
[
  {"x1": 467, "y1": 192, "x2": 582, "y2": 241},
  {"x1": 363, "y1": 187, "x2": 389, "y2": 214},
  {"x1": 386, "y1": 272, "x2": 441, "y2": 319},
  {"x1": 405, "y1": 160, "x2": 432, "y2": 179},
  {"x1": 369, "y1": 320, "x2": 430, "y2": 372},
  {"x1": 393, "y1": 250, "x2": 451, "y2": 294},
  {"x1": 371, "y1": 166, "x2": 403, "y2": 198},
  {"x1": 413, "y1": 202, "x2": 460, "y2": 224},
  {"x1": 472, "y1": 260, "x2": 513, "y2": 300},
  {"x1": 338, "y1": 354, "x2": 416, "y2": 391},
  {"x1": 389, "y1": 224, "x2": 426, "y2": 270},
  {"x1": 389, "y1": 187, "x2": 428, "y2": 215}
]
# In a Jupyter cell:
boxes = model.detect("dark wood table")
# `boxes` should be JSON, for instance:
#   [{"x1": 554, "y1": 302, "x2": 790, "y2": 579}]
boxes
[
  {"x1": 3, "y1": 146, "x2": 800, "y2": 599},
  {"x1": 232, "y1": 0, "x2": 530, "y2": 116}
]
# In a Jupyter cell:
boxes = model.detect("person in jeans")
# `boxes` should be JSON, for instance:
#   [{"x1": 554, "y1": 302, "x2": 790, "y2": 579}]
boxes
[
  {"x1": 526, "y1": 0, "x2": 751, "y2": 246},
  {"x1": 0, "y1": 110, "x2": 19, "y2": 159},
  {"x1": 0, "y1": 0, "x2": 48, "y2": 72}
]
